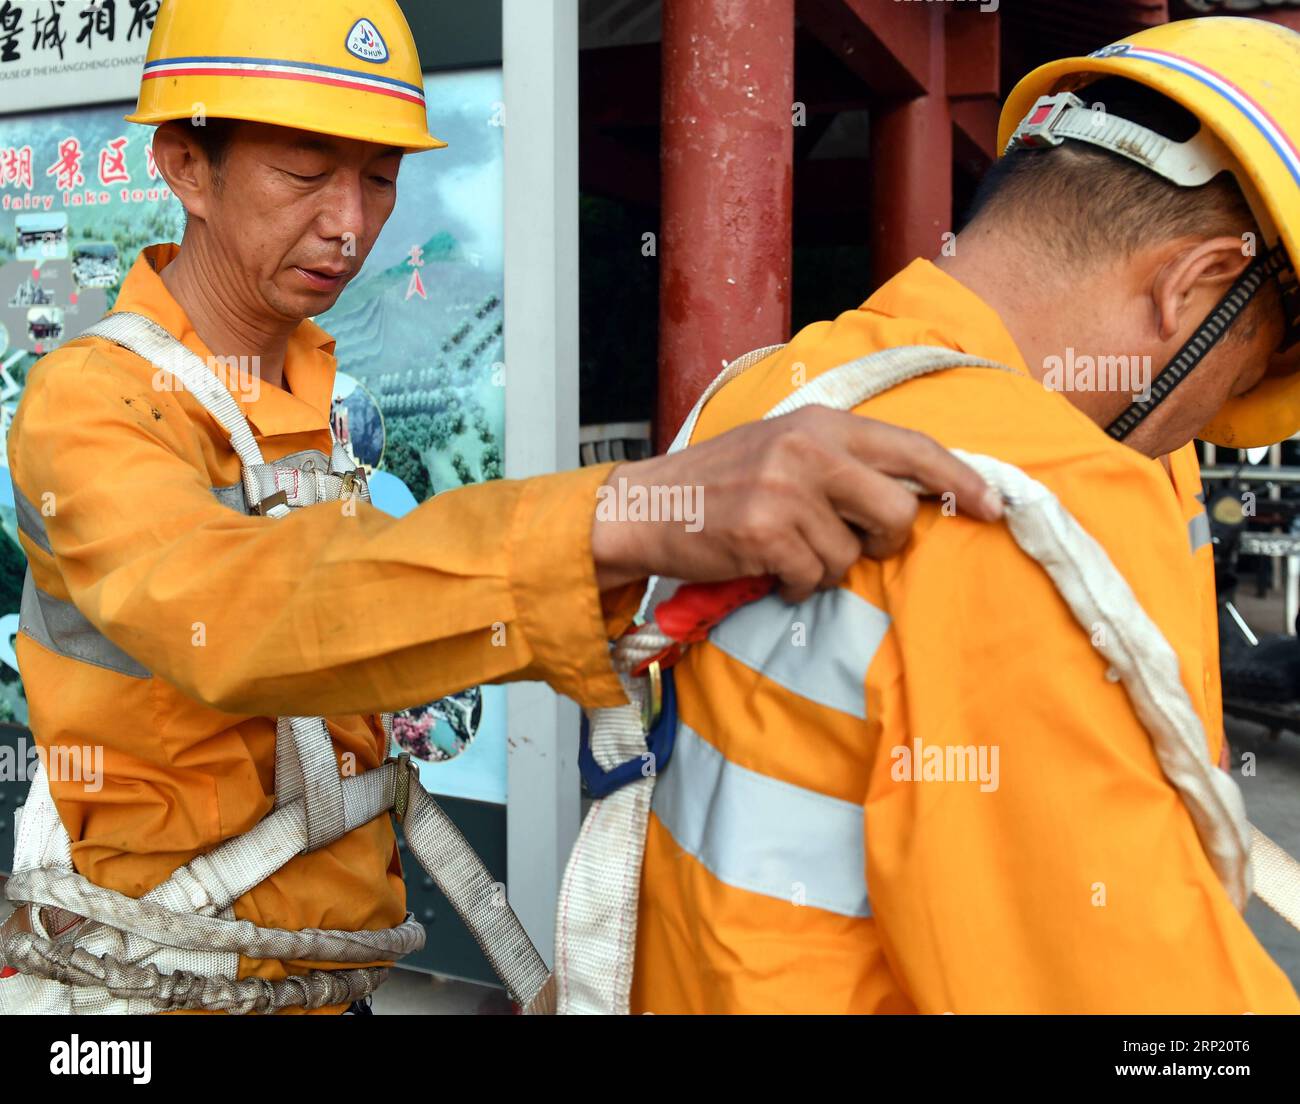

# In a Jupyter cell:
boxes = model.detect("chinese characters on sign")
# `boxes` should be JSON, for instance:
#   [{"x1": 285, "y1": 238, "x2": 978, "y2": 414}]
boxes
[
  {"x1": 1, "y1": 1, "x2": 157, "y2": 64},
  {"x1": 77, "y1": 0, "x2": 117, "y2": 52},
  {"x1": 1, "y1": 133, "x2": 168, "y2": 212},
  {"x1": 45, "y1": 136, "x2": 85, "y2": 193},
  {"x1": 31, "y1": 1, "x2": 70, "y2": 62},
  {"x1": 0, "y1": 0, "x2": 160, "y2": 113},
  {"x1": 0, "y1": 146, "x2": 33, "y2": 191},
  {"x1": 0, "y1": 2, "x2": 24, "y2": 65},
  {"x1": 97, "y1": 135, "x2": 128, "y2": 185},
  {"x1": 405, "y1": 243, "x2": 427, "y2": 301}
]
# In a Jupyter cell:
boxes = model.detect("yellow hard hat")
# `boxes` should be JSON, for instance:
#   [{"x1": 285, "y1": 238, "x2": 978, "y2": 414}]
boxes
[
  {"x1": 125, "y1": 0, "x2": 445, "y2": 153},
  {"x1": 998, "y1": 17, "x2": 1300, "y2": 448}
]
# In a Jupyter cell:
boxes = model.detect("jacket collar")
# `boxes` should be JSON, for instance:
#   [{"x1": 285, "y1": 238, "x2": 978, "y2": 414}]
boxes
[
  {"x1": 861, "y1": 259, "x2": 1032, "y2": 377},
  {"x1": 110, "y1": 243, "x2": 339, "y2": 439}
]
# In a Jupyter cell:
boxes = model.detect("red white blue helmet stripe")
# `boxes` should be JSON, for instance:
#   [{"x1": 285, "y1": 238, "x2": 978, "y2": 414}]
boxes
[
  {"x1": 1110, "y1": 44, "x2": 1300, "y2": 190},
  {"x1": 143, "y1": 56, "x2": 425, "y2": 107}
]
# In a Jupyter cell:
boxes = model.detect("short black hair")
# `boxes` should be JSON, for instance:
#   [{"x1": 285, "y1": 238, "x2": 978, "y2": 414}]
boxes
[
  {"x1": 964, "y1": 77, "x2": 1258, "y2": 264},
  {"x1": 184, "y1": 118, "x2": 238, "y2": 187}
]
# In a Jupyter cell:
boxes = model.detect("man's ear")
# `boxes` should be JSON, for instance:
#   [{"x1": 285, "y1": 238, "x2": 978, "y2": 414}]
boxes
[
  {"x1": 1153, "y1": 236, "x2": 1254, "y2": 342},
  {"x1": 152, "y1": 125, "x2": 216, "y2": 222}
]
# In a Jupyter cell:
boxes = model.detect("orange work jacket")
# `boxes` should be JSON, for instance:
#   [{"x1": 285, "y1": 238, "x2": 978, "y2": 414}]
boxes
[
  {"x1": 8, "y1": 244, "x2": 640, "y2": 1013},
  {"x1": 631, "y1": 258, "x2": 1299, "y2": 1014}
]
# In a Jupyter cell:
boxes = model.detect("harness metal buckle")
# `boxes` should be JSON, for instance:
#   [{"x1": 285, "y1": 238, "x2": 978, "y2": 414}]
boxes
[
  {"x1": 579, "y1": 665, "x2": 678, "y2": 800},
  {"x1": 393, "y1": 751, "x2": 412, "y2": 822},
  {"x1": 1007, "y1": 92, "x2": 1082, "y2": 153},
  {"x1": 641, "y1": 659, "x2": 663, "y2": 731},
  {"x1": 254, "y1": 489, "x2": 289, "y2": 516}
]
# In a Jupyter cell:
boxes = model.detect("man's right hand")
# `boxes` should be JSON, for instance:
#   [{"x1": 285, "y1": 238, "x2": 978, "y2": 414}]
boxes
[{"x1": 591, "y1": 406, "x2": 1003, "y2": 603}]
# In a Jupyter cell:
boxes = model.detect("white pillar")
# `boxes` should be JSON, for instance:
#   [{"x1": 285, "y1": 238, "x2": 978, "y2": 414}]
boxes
[{"x1": 502, "y1": 0, "x2": 581, "y2": 965}]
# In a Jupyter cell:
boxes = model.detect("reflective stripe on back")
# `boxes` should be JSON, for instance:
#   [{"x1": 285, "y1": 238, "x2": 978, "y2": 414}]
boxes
[
  {"x1": 652, "y1": 720, "x2": 871, "y2": 917},
  {"x1": 707, "y1": 587, "x2": 890, "y2": 720}
]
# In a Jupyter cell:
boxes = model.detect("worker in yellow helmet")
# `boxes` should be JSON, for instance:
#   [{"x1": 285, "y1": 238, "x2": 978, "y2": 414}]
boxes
[
  {"x1": 623, "y1": 16, "x2": 1300, "y2": 1013},
  {"x1": 0, "y1": 0, "x2": 997, "y2": 1014}
]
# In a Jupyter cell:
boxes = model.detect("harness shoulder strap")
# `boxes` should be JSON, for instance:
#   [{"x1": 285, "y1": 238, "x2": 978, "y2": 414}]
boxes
[
  {"x1": 82, "y1": 313, "x2": 266, "y2": 469},
  {"x1": 80, "y1": 312, "x2": 292, "y2": 519},
  {"x1": 84, "y1": 313, "x2": 370, "y2": 516},
  {"x1": 668, "y1": 343, "x2": 786, "y2": 455},
  {"x1": 762, "y1": 345, "x2": 1015, "y2": 420},
  {"x1": 638, "y1": 345, "x2": 1017, "y2": 624}
]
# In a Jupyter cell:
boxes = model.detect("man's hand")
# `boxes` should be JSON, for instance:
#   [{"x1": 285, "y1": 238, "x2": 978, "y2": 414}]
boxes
[{"x1": 592, "y1": 406, "x2": 1003, "y2": 603}]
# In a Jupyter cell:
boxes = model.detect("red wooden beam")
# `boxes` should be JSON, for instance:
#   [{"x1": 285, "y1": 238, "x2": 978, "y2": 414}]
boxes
[
  {"x1": 798, "y1": 0, "x2": 933, "y2": 98},
  {"x1": 946, "y1": 7, "x2": 999, "y2": 98},
  {"x1": 947, "y1": 8, "x2": 1001, "y2": 181},
  {"x1": 869, "y1": 5, "x2": 950, "y2": 286}
]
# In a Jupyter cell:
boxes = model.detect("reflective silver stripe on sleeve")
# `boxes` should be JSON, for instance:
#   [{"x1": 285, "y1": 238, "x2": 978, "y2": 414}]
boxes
[
  {"x1": 652, "y1": 720, "x2": 870, "y2": 917},
  {"x1": 19, "y1": 569, "x2": 150, "y2": 678},
  {"x1": 1189, "y1": 511, "x2": 1211, "y2": 554},
  {"x1": 707, "y1": 587, "x2": 890, "y2": 720},
  {"x1": 13, "y1": 484, "x2": 52, "y2": 555}
]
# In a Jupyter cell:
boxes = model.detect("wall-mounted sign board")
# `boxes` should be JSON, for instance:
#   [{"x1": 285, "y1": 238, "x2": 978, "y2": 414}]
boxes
[{"x1": 0, "y1": 1, "x2": 160, "y2": 115}]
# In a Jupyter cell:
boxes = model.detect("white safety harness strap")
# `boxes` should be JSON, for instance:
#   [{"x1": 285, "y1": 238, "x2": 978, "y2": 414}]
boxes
[
  {"x1": 0, "y1": 313, "x2": 553, "y2": 1015},
  {"x1": 554, "y1": 344, "x2": 1300, "y2": 1015}
]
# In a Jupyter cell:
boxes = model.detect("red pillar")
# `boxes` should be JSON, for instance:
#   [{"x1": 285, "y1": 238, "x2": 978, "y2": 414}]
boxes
[
  {"x1": 658, "y1": 0, "x2": 795, "y2": 449},
  {"x1": 870, "y1": 7, "x2": 950, "y2": 287}
]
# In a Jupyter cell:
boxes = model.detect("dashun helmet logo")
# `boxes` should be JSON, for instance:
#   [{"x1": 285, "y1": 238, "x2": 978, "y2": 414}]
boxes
[
  {"x1": 346, "y1": 18, "x2": 389, "y2": 63},
  {"x1": 1088, "y1": 43, "x2": 1132, "y2": 60}
]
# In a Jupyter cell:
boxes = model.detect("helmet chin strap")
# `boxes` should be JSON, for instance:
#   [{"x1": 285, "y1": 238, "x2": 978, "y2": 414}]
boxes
[
  {"x1": 1004, "y1": 92, "x2": 1300, "y2": 444},
  {"x1": 1105, "y1": 244, "x2": 1295, "y2": 442}
]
